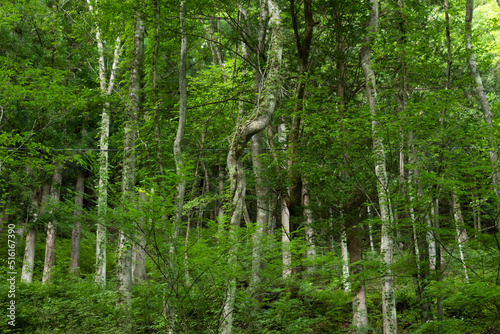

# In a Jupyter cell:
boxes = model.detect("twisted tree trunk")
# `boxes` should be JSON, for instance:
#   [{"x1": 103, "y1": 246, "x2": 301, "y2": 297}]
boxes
[{"x1": 221, "y1": 1, "x2": 283, "y2": 332}]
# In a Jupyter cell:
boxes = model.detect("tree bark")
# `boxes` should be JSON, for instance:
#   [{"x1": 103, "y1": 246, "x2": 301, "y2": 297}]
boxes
[
  {"x1": 340, "y1": 222, "x2": 350, "y2": 293},
  {"x1": 70, "y1": 169, "x2": 85, "y2": 275},
  {"x1": 452, "y1": 190, "x2": 469, "y2": 283},
  {"x1": 360, "y1": 0, "x2": 397, "y2": 332},
  {"x1": 348, "y1": 216, "x2": 369, "y2": 330},
  {"x1": 21, "y1": 186, "x2": 44, "y2": 283},
  {"x1": 221, "y1": 1, "x2": 283, "y2": 332},
  {"x1": 87, "y1": 0, "x2": 122, "y2": 286},
  {"x1": 117, "y1": 12, "x2": 144, "y2": 307},
  {"x1": 174, "y1": 0, "x2": 188, "y2": 239},
  {"x1": 43, "y1": 165, "x2": 62, "y2": 284},
  {"x1": 153, "y1": 0, "x2": 164, "y2": 177},
  {"x1": 250, "y1": 131, "x2": 268, "y2": 301},
  {"x1": 302, "y1": 180, "x2": 316, "y2": 271}
]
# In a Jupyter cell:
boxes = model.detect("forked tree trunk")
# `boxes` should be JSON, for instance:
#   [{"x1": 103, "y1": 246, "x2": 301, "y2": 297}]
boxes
[
  {"x1": 360, "y1": 0, "x2": 397, "y2": 332},
  {"x1": 87, "y1": 0, "x2": 122, "y2": 286},
  {"x1": 42, "y1": 166, "x2": 62, "y2": 284},
  {"x1": 465, "y1": 0, "x2": 500, "y2": 231},
  {"x1": 117, "y1": 12, "x2": 143, "y2": 307},
  {"x1": 70, "y1": 169, "x2": 85, "y2": 275},
  {"x1": 221, "y1": 1, "x2": 282, "y2": 332}
]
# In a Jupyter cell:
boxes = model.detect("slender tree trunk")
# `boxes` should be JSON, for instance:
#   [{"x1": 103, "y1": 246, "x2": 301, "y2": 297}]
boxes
[
  {"x1": 361, "y1": 0, "x2": 397, "y2": 332},
  {"x1": 465, "y1": 0, "x2": 500, "y2": 231},
  {"x1": 286, "y1": 0, "x2": 314, "y2": 232},
  {"x1": 340, "y1": 217, "x2": 350, "y2": 293},
  {"x1": 281, "y1": 197, "x2": 292, "y2": 278},
  {"x1": 250, "y1": 132, "x2": 268, "y2": 300},
  {"x1": 117, "y1": 12, "x2": 144, "y2": 307},
  {"x1": 132, "y1": 191, "x2": 147, "y2": 283},
  {"x1": 88, "y1": 0, "x2": 122, "y2": 285},
  {"x1": 175, "y1": 0, "x2": 187, "y2": 239},
  {"x1": 70, "y1": 169, "x2": 85, "y2": 275},
  {"x1": 451, "y1": 190, "x2": 469, "y2": 283},
  {"x1": 348, "y1": 215, "x2": 369, "y2": 330},
  {"x1": 221, "y1": 1, "x2": 282, "y2": 332},
  {"x1": 302, "y1": 180, "x2": 316, "y2": 271},
  {"x1": 277, "y1": 122, "x2": 292, "y2": 279},
  {"x1": 217, "y1": 164, "x2": 225, "y2": 235},
  {"x1": 42, "y1": 166, "x2": 62, "y2": 284},
  {"x1": 367, "y1": 205, "x2": 375, "y2": 251},
  {"x1": 21, "y1": 186, "x2": 44, "y2": 283},
  {"x1": 153, "y1": 0, "x2": 164, "y2": 177}
]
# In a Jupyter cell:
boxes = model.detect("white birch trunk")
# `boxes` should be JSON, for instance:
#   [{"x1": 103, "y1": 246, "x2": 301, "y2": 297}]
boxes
[
  {"x1": 88, "y1": 0, "x2": 122, "y2": 286},
  {"x1": 367, "y1": 205, "x2": 375, "y2": 252},
  {"x1": 361, "y1": 0, "x2": 397, "y2": 332},
  {"x1": 340, "y1": 225, "x2": 350, "y2": 293},
  {"x1": 452, "y1": 191, "x2": 469, "y2": 283}
]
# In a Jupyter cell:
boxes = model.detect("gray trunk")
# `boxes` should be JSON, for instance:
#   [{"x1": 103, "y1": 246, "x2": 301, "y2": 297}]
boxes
[
  {"x1": 452, "y1": 190, "x2": 469, "y2": 283},
  {"x1": 42, "y1": 166, "x2": 62, "y2": 284},
  {"x1": 221, "y1": 0, "x2": 283, "y2": 332},
  {"x1": 250, "y1": 132, "x2": 268, "y2": 299},
  {"x1": 361, "y1": 0, "x2": 397, "y2": 332},
  {"x1": 21, "y1": 186, "x2": 44, "y2": 283},
  {"x1": 302, "y1": 180, "x2": 316, "y2": 271},
  {"x1": 117, "y1": 12, "x2": 144, "y2": 306}
]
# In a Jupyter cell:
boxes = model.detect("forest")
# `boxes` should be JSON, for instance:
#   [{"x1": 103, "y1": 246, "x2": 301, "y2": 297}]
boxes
[{"x1": 1, "y1": 0, "x2": 500, "y2": 333}]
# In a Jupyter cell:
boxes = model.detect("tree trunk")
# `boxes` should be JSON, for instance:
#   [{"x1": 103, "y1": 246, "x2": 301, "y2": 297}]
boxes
[
  {"x1": 42, "y1": 166, "x2": 62, "y2": 284},
  {"x1": 117, "y1": 12, "x2": 144, "y2": 307},
  {"x1": 88, "y1": 0, "x2": 122, "y2": 286},
  {"x1": 21, "y1": 186, "x2": 44, "y2": 283},
  {"x1": 360, "y1": 0, "x2": 397, "y2": 332},
  {"x1": 250, "y1": 131, "x2": 268, "y2": 301},
  {"x1": 133, "y1": 191, "x2": 147, "y2": 283},
  {"x1": 174, "y1": 0, "x2": 188, "y2": 239},
  {"x1": 348, "y1": 216, "x2": 369, "y2": 330},
  {"x1": 70, "y1": 169, "x2": 85, "y2": 275},
  {"x1": 302, "y1": 180, "x2": 316, "y2": 271},
  {"x1": 452, "y1": 190, "x2": 469, "y2": 283},
  {"x1": 221, "y1": 1, "x2": 283, "y2": 332},
  {"x1": 153, "y1": 0, "x2": 164, "y2": 177},
  {"x1": 340, "y1": 220, "x2": 350, "y2": 293},
  {"x1": 465, "y1": 0, "x2": 500, "y2": 231}
]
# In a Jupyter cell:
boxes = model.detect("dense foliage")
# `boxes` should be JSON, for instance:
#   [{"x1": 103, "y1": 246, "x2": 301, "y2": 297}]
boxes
[{"x1": 1, "y1": 0, "x2": 500, "y2": 333}]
